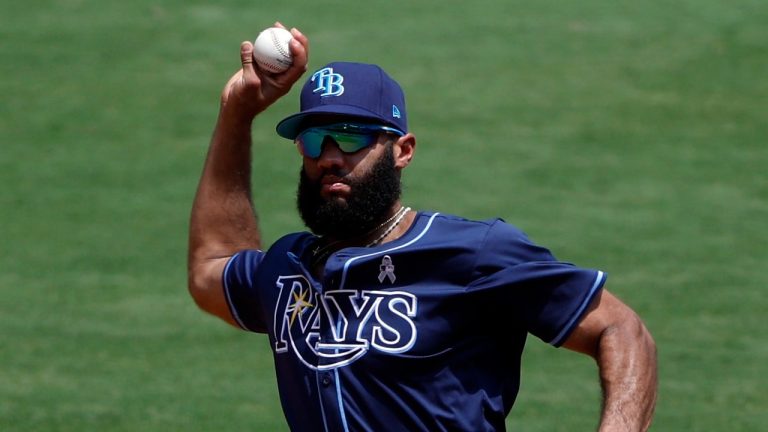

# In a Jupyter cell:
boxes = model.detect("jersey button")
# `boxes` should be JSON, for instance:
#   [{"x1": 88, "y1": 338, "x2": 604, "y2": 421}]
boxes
[{"x1": 321, "y1": 373, "x2": 332, "y2": 386}]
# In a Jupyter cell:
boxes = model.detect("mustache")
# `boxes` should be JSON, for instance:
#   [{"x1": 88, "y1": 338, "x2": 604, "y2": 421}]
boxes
[
  {"x1": 306, "y1": 168, "x2": 353, "y2": 188},
  {"x1": 320, "y1": 173, "x2": 348, "y2": 185}
]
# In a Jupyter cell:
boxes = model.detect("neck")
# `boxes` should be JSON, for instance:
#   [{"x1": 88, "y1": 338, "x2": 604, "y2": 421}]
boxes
[
  {"x1": 365, "y1": 205, "x2": 409, "y2": 247},
  {"x1": 311, "y1": 204, "x2": 411, "y2": 265}
]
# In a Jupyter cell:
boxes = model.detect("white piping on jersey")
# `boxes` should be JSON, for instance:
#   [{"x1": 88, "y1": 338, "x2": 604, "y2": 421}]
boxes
[
  {"x1": 338, "y1": 212, "x2": 440, "y2": 291},
  {"x1": 394, "y1": 346, "x2": 453, "y2": 359},
  {"x1": 330, "y1": 212, "x2": 439, "y2": 432},
  {"x1": 550, "y1": 270, "x2": 606, "y2": 346},
  {"x1": 334, "y1": 321, "x2": 350, "y2": 432}
]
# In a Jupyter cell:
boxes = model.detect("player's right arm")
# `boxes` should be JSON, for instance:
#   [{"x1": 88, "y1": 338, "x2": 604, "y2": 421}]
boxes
[{"x1": 187, "y1": 27, "x2": 309, "y2": 326}]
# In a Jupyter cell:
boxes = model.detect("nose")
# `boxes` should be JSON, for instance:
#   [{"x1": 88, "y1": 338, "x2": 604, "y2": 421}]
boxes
[{"x1": 316, "y1": 137, "x2": 344, "y2": 170}]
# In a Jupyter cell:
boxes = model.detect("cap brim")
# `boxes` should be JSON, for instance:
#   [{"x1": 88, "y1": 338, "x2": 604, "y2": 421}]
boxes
[{"x1": 276, "y1": 105, "x2": 397, "y2": 140}]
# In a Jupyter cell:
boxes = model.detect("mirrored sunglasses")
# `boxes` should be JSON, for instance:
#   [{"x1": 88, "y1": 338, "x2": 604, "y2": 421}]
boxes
[{"x1": 295, "y1": 123, "x2": 405, "y2": 159}]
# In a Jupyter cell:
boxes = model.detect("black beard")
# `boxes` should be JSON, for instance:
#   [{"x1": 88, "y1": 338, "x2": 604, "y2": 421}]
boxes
[{"x1": 297, "y1": 146, "x2": 401, "y2": 239}]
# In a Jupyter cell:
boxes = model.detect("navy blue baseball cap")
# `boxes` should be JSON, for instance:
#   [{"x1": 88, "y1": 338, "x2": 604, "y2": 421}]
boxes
[{"x1": 276, "y1": 62, "x2": 408, "y2": 139}]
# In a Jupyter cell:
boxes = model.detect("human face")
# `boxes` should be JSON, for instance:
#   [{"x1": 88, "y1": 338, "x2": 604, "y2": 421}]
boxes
[
  {"x1": 297, "y1": 138, "x2": 401, "y2": 239},
  {"x1": 299, "y1": 124, "x2": 400, "y2": 201}
]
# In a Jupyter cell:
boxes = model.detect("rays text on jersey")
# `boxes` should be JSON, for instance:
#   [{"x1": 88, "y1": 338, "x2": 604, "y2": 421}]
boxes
[{"x1": 274, "y1": 275, "x2": 418, "y2": 370}]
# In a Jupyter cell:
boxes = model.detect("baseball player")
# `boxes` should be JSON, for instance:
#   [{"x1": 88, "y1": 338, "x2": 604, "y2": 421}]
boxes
[{"x1": 188, "y1": 26, "x2": 657, "y2": 431}]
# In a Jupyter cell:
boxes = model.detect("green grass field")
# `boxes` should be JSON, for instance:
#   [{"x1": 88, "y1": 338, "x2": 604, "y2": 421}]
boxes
[{"x1": 2, "y1": 0, "x2": 766, "y2": 430}]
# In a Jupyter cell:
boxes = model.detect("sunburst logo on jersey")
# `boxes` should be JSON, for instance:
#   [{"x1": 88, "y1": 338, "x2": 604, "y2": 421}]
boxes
[{"x1": 285, "y1": 282, "x2": 314, "y2": 328}]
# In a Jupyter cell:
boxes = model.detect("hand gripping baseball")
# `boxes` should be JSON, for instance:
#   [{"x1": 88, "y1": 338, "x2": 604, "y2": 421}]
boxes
[{"x1": 220, "y1": 24, "x2": 309, "y2": 119}]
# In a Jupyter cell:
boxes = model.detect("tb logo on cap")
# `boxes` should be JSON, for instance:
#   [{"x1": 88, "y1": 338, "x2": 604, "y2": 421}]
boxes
[{"x1": 311, "y1": 67, "x2": 344, "y2": 97}]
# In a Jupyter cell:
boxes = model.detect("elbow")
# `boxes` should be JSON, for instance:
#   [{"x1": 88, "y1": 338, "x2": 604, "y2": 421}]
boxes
[
  {"x1": 611, "y1": 312, "x2": 657, "y2": 366},
  {"x1": 187, "y1": 271, "x2": 209, "y2": 311},
  {"x1": 186, "y1": 262, "x2": 217, "y2": 314},
  {"x1": 186, "y1": 247, "x2": 217, "y2": 311},
  {"x1": 187, "y1": 266, "x2": 222, "y2": 313},
  {"x1": 596, "y1": 310, "x2": 658, "y2": 378},
  {"x1": 186, "y1": 260, "x2": 241, "y2": 329},
  {"x1": 631, "y1": 312, "x2": 657, "y2": 363}
]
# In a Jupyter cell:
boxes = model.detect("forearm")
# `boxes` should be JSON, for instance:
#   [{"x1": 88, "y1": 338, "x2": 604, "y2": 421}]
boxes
[
  {"x1": 189, "y1": 110, "x2": 261, "y2": 257},
  {"x1": 596, "y1": 313, "x2": 657, "y2": 431},
  {"x1": 186, "y1": 107, "x2": 262, "y2": 323}
]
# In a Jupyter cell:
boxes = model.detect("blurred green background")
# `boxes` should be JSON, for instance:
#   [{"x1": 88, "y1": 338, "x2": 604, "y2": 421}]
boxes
[{"x1": 2, "y1": 0, "x2": 766, "y2": 430}]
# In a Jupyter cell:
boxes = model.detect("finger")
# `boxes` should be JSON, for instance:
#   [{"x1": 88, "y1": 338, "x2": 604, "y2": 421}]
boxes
[
  {"x1": 282, "y1": 27, "x2": 309, "y2": 81},
  {"x1": 290, "y1": 27, "x2": 309, "y2": 56},
  {"x1": 239, "y1": 41, "x2": 258, "y2": 81}
]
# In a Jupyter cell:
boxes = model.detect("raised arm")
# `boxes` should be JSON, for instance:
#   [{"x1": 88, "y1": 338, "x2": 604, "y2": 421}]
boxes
[
  {"x1": 562, "y1": 289, "x2": 658, "y2": 431},
  {"x1": 187, "y1": 26, "x2": 309, "y2": 326}
]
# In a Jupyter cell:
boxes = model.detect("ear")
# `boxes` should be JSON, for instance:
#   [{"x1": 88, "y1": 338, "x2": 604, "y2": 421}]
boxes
[{"x1": 392, "y1": 133, "x2": 416, "y2": 169}]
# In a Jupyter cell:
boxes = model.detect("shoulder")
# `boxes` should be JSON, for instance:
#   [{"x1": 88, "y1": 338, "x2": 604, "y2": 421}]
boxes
[
  {"x1": 417, "y1": 211, "x2": 555, "y2": 267},
  {"x1": 417, "y1": 211, "x2": 529, "y2": 244},
  {"x1": 245, "y1": 231, "x2": 317, "y2": 270},
  {"x1": 226, "y1": 232, "x2": 315, "y2": 288},
  {"x1": 266, "y1": 231, "x2": 316, "y2": 254}
]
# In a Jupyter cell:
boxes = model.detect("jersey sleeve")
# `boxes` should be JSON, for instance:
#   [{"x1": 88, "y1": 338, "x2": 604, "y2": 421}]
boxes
[
  {"x1": 470, "y1": 219, "x2": 606, "y2": 346},
  {"x1": 222, "y1": 249, "x2": 268, "y2": 333}
]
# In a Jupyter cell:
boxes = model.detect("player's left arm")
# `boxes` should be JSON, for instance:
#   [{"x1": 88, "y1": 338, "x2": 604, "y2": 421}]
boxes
[{"x1": 562, "y1": 289, "x2": 658, "y2": 432}]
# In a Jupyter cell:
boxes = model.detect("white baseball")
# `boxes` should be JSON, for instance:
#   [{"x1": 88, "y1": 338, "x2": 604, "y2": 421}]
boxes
[{"x1": 252, "y1": 27, "x2": 293, "y2": 73}]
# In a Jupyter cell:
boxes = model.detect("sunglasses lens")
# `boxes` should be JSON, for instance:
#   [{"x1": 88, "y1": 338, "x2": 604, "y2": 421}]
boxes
[
  {"x1": 334, "y1": 133, "x2": 377, "y2": 153},
  {"x1": 296, "y1": 126, "x2": 380, "y2": 158},
  {"x1": 296, "y1": 131, "x2": 325, "y2": 158}
]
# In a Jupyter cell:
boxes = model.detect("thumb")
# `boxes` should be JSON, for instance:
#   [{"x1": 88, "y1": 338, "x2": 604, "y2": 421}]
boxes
[{"x1": 240, "y1": 41, "x2": 257, "y2": 80}]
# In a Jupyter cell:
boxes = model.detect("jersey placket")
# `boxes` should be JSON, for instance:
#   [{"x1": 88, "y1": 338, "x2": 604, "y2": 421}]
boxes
[{"x1": 314, "y1": 252, "x2": 354, "y2": 432}]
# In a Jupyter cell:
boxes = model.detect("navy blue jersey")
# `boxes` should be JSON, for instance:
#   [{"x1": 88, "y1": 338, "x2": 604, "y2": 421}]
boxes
[{"x1": 223, "y1": 212, "x2": 605, "y2": 431}]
